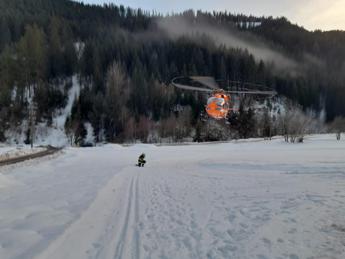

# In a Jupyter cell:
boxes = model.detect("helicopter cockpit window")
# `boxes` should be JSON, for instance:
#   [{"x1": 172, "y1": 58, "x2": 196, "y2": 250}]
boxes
[{"x1": 207, "y1": 97, "x2": 225, "y2": 107}]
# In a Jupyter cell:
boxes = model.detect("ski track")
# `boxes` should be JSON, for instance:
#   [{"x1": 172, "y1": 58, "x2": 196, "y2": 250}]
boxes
[
  {"x1": 113, "y1": 174, "x2": 140, "y2": 259},
  {"x1": 1, "y1": 136, "x2": 345, "y2": 259},
  {"x1": 33, "y1": 168, "x2": 142, "y2": 259}
]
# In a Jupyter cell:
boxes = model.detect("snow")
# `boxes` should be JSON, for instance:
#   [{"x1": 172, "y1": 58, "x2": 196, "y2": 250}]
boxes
[
  {"x1": 54, "y1": 76, "x2": 80, "y2": 131},
  {"x1": 4, "y1": 76, "x2": 81, "y2": 147},
  {"x1": 34, "y1": 76, "x2": 80, "y2": 147},
  {"x1": 36, "y1": 75, "x2": 81, "y2": 147},
  {"x1": 84, "y1": 122, "x2": 95, "y2": 145},
  {"x1": 0, "y1": 135, "x2": 345, "y2": 259},
  {"x1": 0, "y1": 174, "x2": 21, "y2": 189},
  {"x1": 253, "y1": 98, "x2": 286, "y2": 117},
  {"x1": 74, "y1": 42, "x2": 85, "y2": 60},
  {"x1": 0, "y1": 146, "x2": 46, "y2": 162},
  {"x1": 4, "y1": 120, "x2": 29, "y2": 145},
  {"x1": 0, "y1": 146, "x2": 17, "y2": 156}
]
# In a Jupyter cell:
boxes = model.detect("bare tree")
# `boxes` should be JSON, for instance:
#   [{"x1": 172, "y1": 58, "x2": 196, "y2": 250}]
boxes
[
  {"x1": 255, "y1": 108, "x2": 273, "y2": 140},
  {"x1": 158, "y1": 115, "x2": 176, "y2": 142},
  {"x1": 65, "y1": 116, "x2": 81, "y2": 146},
  {"x1": 198, "y1": 120, "x2": 230, "y2": 142},
  {"x1": 28, "y1": 101, "x2": 37, "y2": 148},
  {"x1": 278, "y1": 104, "x2": 316, "y2": 143},
  {"x1": 123, "y1": 117, "x2": 136, "y2": 142},
  {"x1": 174, "y1": 107, "x2": 193, "y2": 141},
  {"x1": 136, "y1": 116, "x2": 152, "y2": 143},
  {"x1": 105, "y1": 62, "x2": 130, "y2": 141},
  {"x1": 157, "y1": 108, "x2": 193, "y2": 143},
  {"x1": 330, "y1": 116, "x2": 345, "y2": 140}
]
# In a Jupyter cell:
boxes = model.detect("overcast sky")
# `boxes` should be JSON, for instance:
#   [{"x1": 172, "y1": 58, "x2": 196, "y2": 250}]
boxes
[{"x1": 75, "y1": 0, "x2": 345, "y2": 31}]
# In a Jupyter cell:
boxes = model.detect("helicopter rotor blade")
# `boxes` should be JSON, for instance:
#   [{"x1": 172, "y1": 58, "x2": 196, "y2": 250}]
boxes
[
  {"x1": 171, "y1": 76, "x2": 277, "y2": 96},
  {"x1": 226, "y1": 90, "x2": 277, "y2": 96},
  {"x1": 171, "y1": 77, "x2": 213, "y2": 92},
  {"x1": 227, "y1": 80, "x2": 267, "y2": 89},
  {"x1": 225, "y1": 80, "x2": 277, "y2": 96},
  {"x1": 190, "y1": 76, "x2": 220, "y2": 90},
  {"x1": 171, "y1": 82, "x2": 213, "y2": 93}
]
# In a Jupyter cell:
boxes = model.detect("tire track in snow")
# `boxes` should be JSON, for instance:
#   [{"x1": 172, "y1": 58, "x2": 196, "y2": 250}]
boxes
[
  {"x1": 113, "y1": 173, "x2": 140, "y2": 259},
  {"x1": 113, "y1": 178, "x2": 134, "y2": 258},
  {"x1": 134, "y1": 174, "x2": 140, "y2": 259}
]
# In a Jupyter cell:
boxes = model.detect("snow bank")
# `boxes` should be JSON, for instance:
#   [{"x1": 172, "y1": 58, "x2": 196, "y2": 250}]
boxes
[{"x1": 0, "y1": 147, "x2": 46, "y2": 162}]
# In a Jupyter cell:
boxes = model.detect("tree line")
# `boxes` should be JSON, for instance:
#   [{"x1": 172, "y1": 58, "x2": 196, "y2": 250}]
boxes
[{"x1": 0, "y1": 0, "x2": 345, "y2": 144}]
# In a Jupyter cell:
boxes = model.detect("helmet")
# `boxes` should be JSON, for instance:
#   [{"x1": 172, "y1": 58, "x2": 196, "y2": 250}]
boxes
[{"x1": 141, "y1": 153, "x2": 145, "y2": 157}]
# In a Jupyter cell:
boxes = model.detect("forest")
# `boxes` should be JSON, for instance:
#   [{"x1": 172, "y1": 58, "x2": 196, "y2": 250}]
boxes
[{"x1": 0, "y1": 0, "x2": 345, "y2": 144}]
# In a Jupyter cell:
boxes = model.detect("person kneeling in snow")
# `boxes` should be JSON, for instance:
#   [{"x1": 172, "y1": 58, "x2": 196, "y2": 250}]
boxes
[{"x1": 137, "y1": 153, "x2": 146, "y2": 167}]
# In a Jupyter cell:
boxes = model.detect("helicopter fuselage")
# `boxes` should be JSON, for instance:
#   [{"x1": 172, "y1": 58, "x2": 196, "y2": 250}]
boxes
[{"x1": 205, "y1": 91, "x2": 231, "y2": 120}]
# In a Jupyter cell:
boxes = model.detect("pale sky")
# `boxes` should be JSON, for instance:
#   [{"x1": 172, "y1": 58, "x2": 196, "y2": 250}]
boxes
[{"x1": 77, "y1": 0, "x2": 345, "y2": 31}]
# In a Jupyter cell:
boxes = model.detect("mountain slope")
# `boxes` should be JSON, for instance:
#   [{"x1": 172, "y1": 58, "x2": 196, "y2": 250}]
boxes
[{"x1": 0, "y1": 0, "x2": 344, "y2": 144}]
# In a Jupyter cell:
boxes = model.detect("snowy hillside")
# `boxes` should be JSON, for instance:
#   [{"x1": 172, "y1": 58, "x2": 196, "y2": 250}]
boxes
[
  {"x1": 0, "y1": 135, "x2": 345, "y2": 259},
  {"x1": 4, "y1": 76, "x2": 81, "y2": 147}
]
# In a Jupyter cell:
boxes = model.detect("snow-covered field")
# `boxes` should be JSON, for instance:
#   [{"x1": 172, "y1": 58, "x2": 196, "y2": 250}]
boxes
[{"x1": 0, "y1": 135, "x2": 345, "y2": 259}]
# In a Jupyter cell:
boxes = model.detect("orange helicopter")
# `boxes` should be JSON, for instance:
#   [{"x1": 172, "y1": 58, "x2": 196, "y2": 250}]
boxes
[
  {"x1": 205, "y1": 89, "x2": 231, "y2": 119},
  {"x1": 171, "y1": 76, "x2": 276, "y2": 120}
]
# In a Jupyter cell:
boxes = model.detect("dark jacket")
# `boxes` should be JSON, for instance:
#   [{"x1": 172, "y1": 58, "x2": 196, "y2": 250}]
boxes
[{"x1": 138, "y1": 154, "x2": 146, "y2": 163}]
